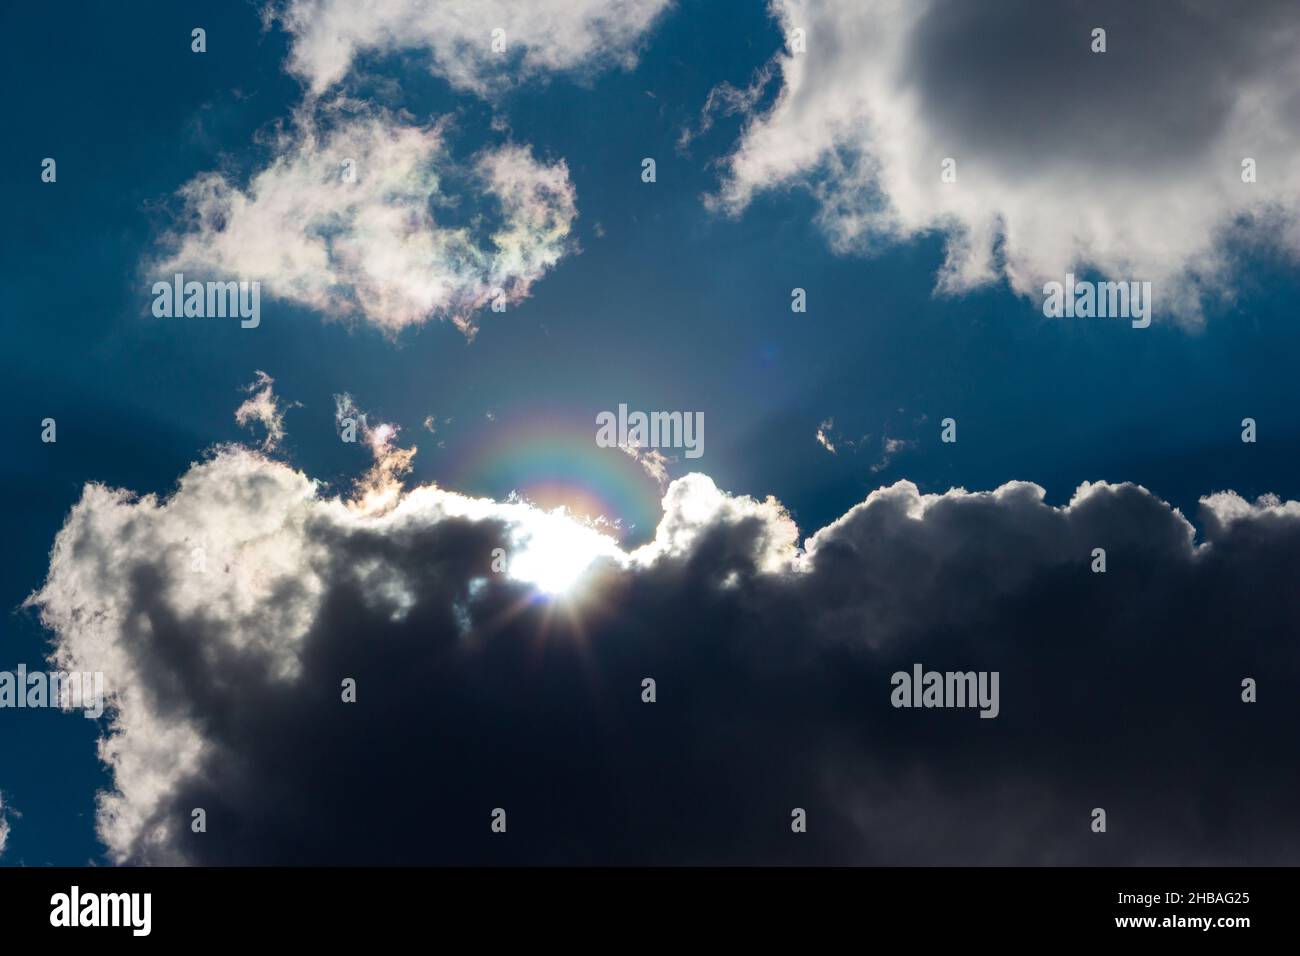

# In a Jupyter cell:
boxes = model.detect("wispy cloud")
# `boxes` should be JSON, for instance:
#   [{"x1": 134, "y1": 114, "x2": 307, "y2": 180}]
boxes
[
  {"x1": 815, "y1": 418, "x2": 837, "y2": 455},
  {"x1": 870, "y1": 436, "x2": 916, "y2": 474},
  {"x1": 621, "y1": 442, "x2": 673, "y2": 487},
  {"x1": 334, "y1": 393, "x2": 417, "y2": 515},
  {"x1": 0, "y1": 795, "x2": 11, "y2": 857},
  {"x1": 235, "y1": 371, "x2": 296, "y2": 451}
]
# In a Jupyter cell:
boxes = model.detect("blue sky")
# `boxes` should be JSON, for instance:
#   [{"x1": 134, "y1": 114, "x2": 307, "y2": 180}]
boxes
[{"x1": 4, "y1": 0, "x2": 1300, "y2": 865}]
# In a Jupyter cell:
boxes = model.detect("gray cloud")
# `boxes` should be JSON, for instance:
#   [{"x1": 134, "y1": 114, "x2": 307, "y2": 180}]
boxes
[
  {"x1": 902, "y1": 1, "x2": 1294, "y2": 172},
  {"x1": 711, "y1": 0, "x2": 1300, "y2": 322}
]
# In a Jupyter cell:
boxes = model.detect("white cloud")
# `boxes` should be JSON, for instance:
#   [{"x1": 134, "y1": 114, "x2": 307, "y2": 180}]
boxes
[
  {"x1": 815, "y1": 418, "x2": 836, "y2": 454},
  {"x1": 635, "y1": 473, "x2": 800, "y2": 573},
  {"x1": 1199, "y1": 489, "x2": 1300, "y2": 536},
  {"x1": 0, "y1": 795, "x2": 10, "y2": 856},
  {"x1": 235, "y1": 371, "x2": 294, "y2": 451},
  {"x1": 333, "y1": 392, "x2": 418, "y2": 515},
  {"x1": 620, "y1": 442, "x2": 672, "y2": 487},
  {"x1": 276, "y1": 0, "x2": 674, "y2": 98},
  {"x1": 153, "y1": 107, "x2": 577, "y2": 336},
  {"x1": 870, "y1": 436, "x2": 915, "y2": 474},
  {"x1": 711, "y1": 0, "x2": 1300, "y2": 322}
]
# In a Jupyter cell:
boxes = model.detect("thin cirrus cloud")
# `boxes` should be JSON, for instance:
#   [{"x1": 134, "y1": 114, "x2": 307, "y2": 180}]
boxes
[
  {"x1": 0, "y1": 795, "x2": 10, "y2": 857},
  {"x1": 273, "y1": 0, "x2": 675, "y2": 98},
  {"x1": 152, "y1": 107, "x2": 577, "y2": 336},
  {"x1": 707, "y1": 0, "x2": 1300, "y2": 322},
  {"x1": 25, "y1": 383, "x2": 1300, "y2": 864}
]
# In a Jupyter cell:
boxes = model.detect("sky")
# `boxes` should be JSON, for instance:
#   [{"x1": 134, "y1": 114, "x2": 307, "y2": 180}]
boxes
[{"x1": 3, "y1": 0, "x2": 1300, "y2": 864}]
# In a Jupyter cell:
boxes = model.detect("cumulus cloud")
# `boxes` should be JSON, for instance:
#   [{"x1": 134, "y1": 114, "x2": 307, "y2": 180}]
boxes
[
  {"x1": 710, "y1": 0, "x2": 1300, "y2": 321},
  {"x1": 26, "y1": 395, "x2": 1300, "y2": 865},
  {"x1": 274, "y1": 0, "x2": 673, "y2": 98},
  {"x1": 153, "y1": 106, "x2": 577, "y2": 336}
]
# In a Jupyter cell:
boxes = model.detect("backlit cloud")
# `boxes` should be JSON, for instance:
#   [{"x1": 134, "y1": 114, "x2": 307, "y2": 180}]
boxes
[
  {"x1": 26, "y1": 390, "x2": 1300, "y2": 864},
  {"x1": 234, "y1": 371, "x2": 294, "y2": 451},
  {"x1": 153, "y1": 107, "x2": 577, "y2": 337},
  {"x1": 710, "y1": 0, "x2": 1300, "y2": 322},
  {"x1": 0, "y1": 795, "x2": 10, "y2": 857}
]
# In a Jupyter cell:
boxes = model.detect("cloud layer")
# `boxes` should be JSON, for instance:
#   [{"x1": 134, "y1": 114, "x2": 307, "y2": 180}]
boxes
[
  {"x1": 27, "y1": 425, "x2": 1300, "y2": 864},
  {"x1": 711, "y1": 0, "x2": 1300, "y2": 321},
  {"x1": 154, "y1": 108, "x2": 577, "y2": 336},
  {"x1": 276, "y1": 0, "x2": 673, "y2": 97}
]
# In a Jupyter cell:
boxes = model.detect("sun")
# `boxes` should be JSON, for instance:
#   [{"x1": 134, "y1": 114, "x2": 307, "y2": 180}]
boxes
[{"x1": 506, "y1": 508, "x2": 623, "y2": 596}]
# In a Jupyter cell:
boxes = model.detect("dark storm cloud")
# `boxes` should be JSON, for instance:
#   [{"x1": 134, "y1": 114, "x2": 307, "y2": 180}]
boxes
[
  {"x1": 903, "y1": 0, "x2": 1300, "y2": 172},
  {"x1": 27, "y1": 450, "x2": 1300, "y2": 864}
]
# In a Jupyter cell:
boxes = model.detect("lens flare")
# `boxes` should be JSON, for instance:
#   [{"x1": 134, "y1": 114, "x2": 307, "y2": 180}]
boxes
[{"x1": 506, "y1": 508, "x2": 624, "y2": 596}]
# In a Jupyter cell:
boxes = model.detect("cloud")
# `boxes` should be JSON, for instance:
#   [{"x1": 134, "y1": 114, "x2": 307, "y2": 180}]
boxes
[
  {"x1": 678, "y1": 64, "x2": 773, "y2": 153},
  {"x1": 0, "y1": 795, "x2": 10, "y2": 856},
  {"x1": 815, "y1": 418, "x2": 836, "y2": 454},
  {"x1": 620, "y1": 443, "x2": 672, "y2": 488},
  {"x1": 234, "y1": 371, "x2": 295, "y2": 451},
  {"x1": 153, "y1": 106, "x2": 577, "y2": 337},
  {"x1": 274, "y1": 0, "x2": 674, "y2": 98},
  {"x1": 710, "y1": 0, "x2": 1300, "y2": 322},
  {"x1": 25, "y1": 399, "x2": 1300, "y2": 864},
  {"x1": 333, "y1": 393, "x2": 417, "y2": 515},
  {"x1": 870, "y1": 436, "x2": 915, "y2": 474}
]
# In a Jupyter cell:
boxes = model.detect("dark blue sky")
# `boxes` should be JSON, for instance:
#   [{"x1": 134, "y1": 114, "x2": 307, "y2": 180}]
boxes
[{"x1": 3, "y1": 0, "x2": 1299, "y2": 864}]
